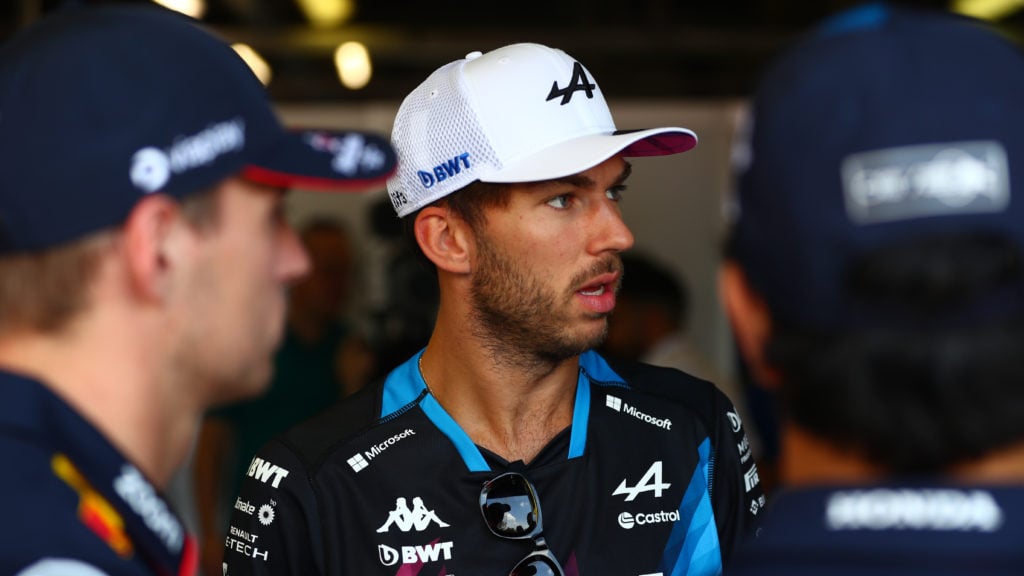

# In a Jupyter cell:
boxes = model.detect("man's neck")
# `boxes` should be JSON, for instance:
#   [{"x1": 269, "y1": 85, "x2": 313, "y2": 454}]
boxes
[
  {"x1": 0, "y1": 325, "x2": 196, "y2": 488},
  {"x1": 419, "y1": 325, "x2": 580, "y2": 464}
]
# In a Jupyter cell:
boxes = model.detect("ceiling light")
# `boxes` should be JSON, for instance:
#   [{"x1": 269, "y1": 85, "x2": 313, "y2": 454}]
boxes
[
  {"x1": 952, "y1": 0, "x2": 1024, "y2": 20},
  {"x1": 334, "y1": 42, "x2": 372, "y2": 90},
  {"x1": 295, "y1": 0, "x2": 355, "y2": 28},
  {"x1": 150, "y1": 0, "x2": 206, "y2": 19}
]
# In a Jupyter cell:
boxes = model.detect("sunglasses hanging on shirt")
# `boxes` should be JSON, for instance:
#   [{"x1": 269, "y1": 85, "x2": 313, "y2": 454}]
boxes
[{"x1": 479, "y1": 472, "x2": 566, "y2": 576}]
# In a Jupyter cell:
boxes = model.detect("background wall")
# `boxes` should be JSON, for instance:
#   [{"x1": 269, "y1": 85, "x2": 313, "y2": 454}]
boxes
[{"x1": 278, "y1": 98, "x2": 748, "y2": 386}]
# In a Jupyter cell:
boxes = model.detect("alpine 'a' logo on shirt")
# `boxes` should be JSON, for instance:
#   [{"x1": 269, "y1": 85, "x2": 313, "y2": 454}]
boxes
[
  {"x1": 613, "y1": 461, "x2": 671, "y2": 502},
  {"x1": 377, "y1": 497, "x2": 450, "y2": 533},
  {"x1": 546, "y1": 61, "x2": 597, "y2": 105}
]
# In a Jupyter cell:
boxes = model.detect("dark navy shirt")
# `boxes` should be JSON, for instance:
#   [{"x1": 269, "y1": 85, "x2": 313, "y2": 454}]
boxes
[
  {"x1": 728, "y1": 483, "x2": 1024, "y2": 575},
  {"x1": 0, "y1": 370, "x2": 196, "y2": 576},
  {"x1": 223, "y1": 350, "x2": 763, "y2": 576}
]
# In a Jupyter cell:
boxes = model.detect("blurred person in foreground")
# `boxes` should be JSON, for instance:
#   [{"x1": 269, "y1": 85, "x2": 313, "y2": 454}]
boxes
[
  {"x1": 0, "y1": 4, "x2": 395, "y2": 575},
  {"x1": 224, "y1": 43, "x2": 762, "y2": 576},
  {"x1": 194, "y1": 218, "x2": 372, "y2": 575},
  {"x1": 722, "y1": 4, "x2": 1024, "y2": 573}
]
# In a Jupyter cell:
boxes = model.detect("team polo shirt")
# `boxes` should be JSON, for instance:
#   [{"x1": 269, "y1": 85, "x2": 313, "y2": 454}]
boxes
[
  {"x1": 0, "y1": 370, "x2": 197, "y2": 576},
  {"x1": 728, "y1": 484, "x2": 1024, "y2": 575},
  {"x1": 223, "y1": 350, "x2": 763, "y2": 576}
]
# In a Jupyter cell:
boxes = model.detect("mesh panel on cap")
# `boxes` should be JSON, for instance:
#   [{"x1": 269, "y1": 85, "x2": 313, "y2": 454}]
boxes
[{"x1": 388, "y1": 60, "x2": 503, "y2": 217}]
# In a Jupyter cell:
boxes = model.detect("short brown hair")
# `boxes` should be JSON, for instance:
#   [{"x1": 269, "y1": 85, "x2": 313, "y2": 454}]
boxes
[
  {"x1": 0, "y1": 230, "x2": 114, "y2": 334},
  {"x1": 0, "y1": 188, "x2": 221, "y2": 335},
  {"x1": 402, "y1": 180, "x2": 514, "y2": 267}
]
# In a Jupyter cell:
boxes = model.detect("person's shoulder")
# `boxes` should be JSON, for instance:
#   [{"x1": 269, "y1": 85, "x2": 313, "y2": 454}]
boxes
[
  {"x1": 0, "y1": 440, "x2": 131, "y2": 573},
  {"x1": 272, "y1": 378, "x2": 387, "y2": 471},
  {"x1": 607, "y1": 357, "x2": 724, "y2": 408}
]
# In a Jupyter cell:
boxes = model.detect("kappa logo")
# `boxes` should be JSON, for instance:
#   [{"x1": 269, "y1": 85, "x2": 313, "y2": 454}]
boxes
[
  {"x1": 613, "y1": 461, "x2": 671, "y2": 502},
  {"x1": 546, "y1": 61, "x2": 597, "y2": 105},
  {"x1": 377, "y1": 497, "x2": 450, "y2": 533}
]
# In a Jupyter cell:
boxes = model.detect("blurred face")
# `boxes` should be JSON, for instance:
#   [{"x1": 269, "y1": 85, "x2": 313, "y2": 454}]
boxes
[
  {"x1": 469, "y1": 156, "x2": 635, "y2": 364},
  {"x1": 175, "y1": 177, "x2": 309, "y2": 404}
]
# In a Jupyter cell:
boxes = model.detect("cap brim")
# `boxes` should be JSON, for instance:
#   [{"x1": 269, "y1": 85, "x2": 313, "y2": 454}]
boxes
[
  {"x1": 243, "y1": 128, "x2": 398, "y2": 192},
  {"x1": 481, "y1": 127, "x2": 697, "y2": 184}
]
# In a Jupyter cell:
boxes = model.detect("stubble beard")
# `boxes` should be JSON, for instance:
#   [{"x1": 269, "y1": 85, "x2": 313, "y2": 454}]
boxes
[{"x1": 469, "y1": 235, "x2": 620, "y2": 371}]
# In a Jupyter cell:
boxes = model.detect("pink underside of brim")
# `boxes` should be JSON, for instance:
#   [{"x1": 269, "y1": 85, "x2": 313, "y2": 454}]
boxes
[{"x1": 622, "y1": 134, "x2": 698, "y2": 157}]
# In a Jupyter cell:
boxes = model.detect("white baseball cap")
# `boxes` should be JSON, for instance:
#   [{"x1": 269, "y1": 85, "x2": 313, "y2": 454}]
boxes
[{"x1": 387, "y1": 42, "x2": 698, "y2": 217}]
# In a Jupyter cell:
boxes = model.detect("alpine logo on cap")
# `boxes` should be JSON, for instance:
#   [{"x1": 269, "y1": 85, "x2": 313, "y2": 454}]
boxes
[{"x1": 546, "y1": 61, "x2": 596, "y2": 105}]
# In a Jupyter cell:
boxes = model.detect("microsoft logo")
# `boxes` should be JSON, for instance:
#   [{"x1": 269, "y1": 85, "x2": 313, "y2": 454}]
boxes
[
  {"x1": 606, "y1": 395, "x2": 622, "y2": 411},
  {"x1": 348, "y1": 454, "x2": 369, "y2": 472}
]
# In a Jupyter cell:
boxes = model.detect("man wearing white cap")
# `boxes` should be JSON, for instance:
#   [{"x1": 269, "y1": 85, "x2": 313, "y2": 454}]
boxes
[{"x1": 224, "y1": 43, "x2": 761, "y2": 576}]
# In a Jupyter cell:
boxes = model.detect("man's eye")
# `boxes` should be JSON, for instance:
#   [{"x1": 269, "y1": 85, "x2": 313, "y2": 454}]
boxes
[
  {"x1": 547, "y1": 195, "x2": 571, "y2": 209},
  {"x1": 606, "y1": 185, "x2": 626, "y2": 201}
]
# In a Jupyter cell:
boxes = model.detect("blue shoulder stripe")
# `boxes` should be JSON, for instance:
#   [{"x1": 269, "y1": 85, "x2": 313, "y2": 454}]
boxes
[
  {"x1": 659, "y1": 437, "x2": 722, "y2": 576},
  {"x1": 380, "y1": 350, "x2": 489, "y2": 472}
]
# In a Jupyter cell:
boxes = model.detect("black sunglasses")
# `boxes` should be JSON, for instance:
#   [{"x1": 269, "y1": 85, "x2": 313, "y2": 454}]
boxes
[{"x1": 479, "y1": 472, "x2": 566, "y2": 576}]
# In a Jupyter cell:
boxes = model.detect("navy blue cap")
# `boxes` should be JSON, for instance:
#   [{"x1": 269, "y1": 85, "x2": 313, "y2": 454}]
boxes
[
  {"x1": 0, "y1": 4, "x2": 398, "y2": 253},
  {"x1": 730, "y1": 3, "x2": 1024, "y2": 330}
]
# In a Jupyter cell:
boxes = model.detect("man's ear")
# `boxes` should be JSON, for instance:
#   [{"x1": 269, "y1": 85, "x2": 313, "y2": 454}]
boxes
[
  {"x1": 413, "y1": 206, "x2": 472, "y2": 274},
  {"x1": 719, "y1": 261, "x2": 782, "y2": 388},
  {"x1": 120, "y1": 194, "x2": 186, "y2": 303}
]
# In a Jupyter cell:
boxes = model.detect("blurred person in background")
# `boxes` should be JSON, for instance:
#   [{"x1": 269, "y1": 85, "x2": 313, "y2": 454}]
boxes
[
  {"x1": 723, "y1": 4, "x2": 1024, "y2": 573},
  {"x1": 603, "y1": 251, "x2": 725, "y2": 385}
]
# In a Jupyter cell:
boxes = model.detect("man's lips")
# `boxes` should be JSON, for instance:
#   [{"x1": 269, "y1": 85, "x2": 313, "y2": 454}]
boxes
[
  {"x1": 576, "y1": 272, "x2": 620, "y2": 314},
  {"x1": 577, "y1": 272, "x2": 621, "y2": 294}
]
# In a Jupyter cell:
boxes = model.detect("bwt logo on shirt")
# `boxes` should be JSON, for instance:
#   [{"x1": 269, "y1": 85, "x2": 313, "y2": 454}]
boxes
[
  {"x1": 378, "y1": 542, "x2": 455, "y2": 566},
  {"x1": 247, "y1": 457, "x2": 290, "y2": 488},
  {"x1": 417, "y1": 153, "x2": 470, "y2": 188}
]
